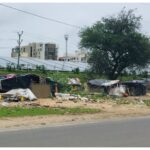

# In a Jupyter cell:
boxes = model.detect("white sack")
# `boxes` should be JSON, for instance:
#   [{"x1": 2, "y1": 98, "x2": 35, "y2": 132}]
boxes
[{"x1": 5, "y1": 88, "x2": 37, "y2": 101}]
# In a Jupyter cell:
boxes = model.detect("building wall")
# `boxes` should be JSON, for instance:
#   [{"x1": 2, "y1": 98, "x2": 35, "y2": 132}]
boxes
[
  {"x1": 58, "y1": 49, "x2": 88, "y2": 62},
  {"x1": 75, "y1": 50, "x2": 88, "y2": 63},
  {"x1": 20, "y1": 45, "x2": 30, "y2": 57},
  {"x1": 45, "y1": 43, "x2": 58, "y2": 60}
]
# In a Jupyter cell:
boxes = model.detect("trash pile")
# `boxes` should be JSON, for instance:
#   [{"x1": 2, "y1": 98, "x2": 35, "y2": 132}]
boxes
[
  {"x1": 55, "y1": 93, "x2": 80, "y2": 101},
  {"x1": 55, "y1": 93, "x2": 89, "y2": 101}
]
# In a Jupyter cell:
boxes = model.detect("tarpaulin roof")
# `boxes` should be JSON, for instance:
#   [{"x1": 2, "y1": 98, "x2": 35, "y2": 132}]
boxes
[
  {"x1": 0, "y1": 74, "x2": 40, "y2": 92},
  {"x1": 88, "y1": 79, "x2": 109, "y2": 87},
  {"x1": 101, "y1": 80, "x2": 120, "y2": 87}
]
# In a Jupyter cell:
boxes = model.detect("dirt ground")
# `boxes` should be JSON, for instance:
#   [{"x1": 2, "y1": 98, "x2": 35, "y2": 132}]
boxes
[{"x1": 1, "y1": 95, "x2": 150, "y2": 130}]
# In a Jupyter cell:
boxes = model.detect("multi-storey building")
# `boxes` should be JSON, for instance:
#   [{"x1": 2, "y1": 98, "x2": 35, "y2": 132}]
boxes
[{"x1": 11, "y1": 42, "x2": 58, "y2": 60}]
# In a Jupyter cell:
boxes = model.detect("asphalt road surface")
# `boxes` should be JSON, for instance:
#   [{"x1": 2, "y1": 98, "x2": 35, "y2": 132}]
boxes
[{"x1": 1, "y1": 116, "x2": 150, "y2": 147}]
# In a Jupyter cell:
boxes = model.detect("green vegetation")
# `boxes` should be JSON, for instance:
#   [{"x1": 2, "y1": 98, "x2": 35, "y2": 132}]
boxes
[
  {"x1": 79, "y1": 8, "x2": 150, "y2": 79},
  {"x1": 115, "y1": 99, "x2": 131, "y2": 105},
  {"x1": 0, "y1": 69, "x2": 106, "y2": 84},
  {"x1": 89, "y1": 93, "x2": 108, "y2": 101},
  {"x1": 0, "y1": 107, "x2": 101, "y2": 118},
  {"x1": 0, "y1": 68, "x2": 148, "y2": 83},
  {"x1": 70, "y1": 90, "x2": 108, "y2": 101},
  {"x1": 143, "y1": 100, "x2": 150, "y2": 106}
]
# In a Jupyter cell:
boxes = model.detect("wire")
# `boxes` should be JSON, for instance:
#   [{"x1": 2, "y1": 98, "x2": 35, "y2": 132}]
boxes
[
  {"x1": 0, "y1": 38, "x2": 16, "y2": 41},
  {"x1": 0, "y1": 3, "x2": 81, "y2": 29},
  {"x1": 0, "y1": 47, "x2": 12, "y2": 49}
]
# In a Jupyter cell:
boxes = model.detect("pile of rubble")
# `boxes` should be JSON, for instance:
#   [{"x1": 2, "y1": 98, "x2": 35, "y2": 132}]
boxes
[{"x1": 55, "y1": 93, "x2": 89, "y2": 101}]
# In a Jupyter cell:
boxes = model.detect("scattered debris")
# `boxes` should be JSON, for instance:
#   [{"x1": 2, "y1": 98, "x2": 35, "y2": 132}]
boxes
[
  {"x1": 55, "y1": 93, "x2": 79, "y2": 101},
  {"x1": 1, "y1": 101, "x2": 9, "y2": 107}
]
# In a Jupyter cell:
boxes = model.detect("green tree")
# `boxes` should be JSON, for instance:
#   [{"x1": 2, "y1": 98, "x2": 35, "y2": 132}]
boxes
[{"x1": 79, "y1": 8, "x2": 150, "y2": 79}]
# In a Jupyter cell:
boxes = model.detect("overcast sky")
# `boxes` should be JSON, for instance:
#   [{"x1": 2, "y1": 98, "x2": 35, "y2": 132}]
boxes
[{"x1": 0, "y1": 3, "x2": 150, "y2": 57}]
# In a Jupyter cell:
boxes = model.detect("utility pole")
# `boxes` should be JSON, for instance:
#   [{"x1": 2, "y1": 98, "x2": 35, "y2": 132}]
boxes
[
  {"x1": 17, "y1": 31, "x2": 23, "y2": 69},
  {"x1": 64, "y1": 34, "x2": 68, "y2": 61}
]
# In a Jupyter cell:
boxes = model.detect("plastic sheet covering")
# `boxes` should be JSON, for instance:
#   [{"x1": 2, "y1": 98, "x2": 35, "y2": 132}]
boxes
[
  {"x1": 5, "y1": 88, "x2": 37, "y2": 101},
  {"x1": 101, "y1": 80, "x2": 120, "y2": 87},
  {"x1": 88, "y1": 79, "x2": 109, "y2": 87},
  {"x1": 109, "y1": 85, "x2": 126, "y2": 97},
  {"x1": 68, "y1": 78, "x2": 81, "y2": 85}
]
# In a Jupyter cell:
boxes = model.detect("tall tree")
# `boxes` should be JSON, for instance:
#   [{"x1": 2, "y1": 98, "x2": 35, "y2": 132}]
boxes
[{"x1": 79, "y1": 8, "x2": 150, "y2": 79}]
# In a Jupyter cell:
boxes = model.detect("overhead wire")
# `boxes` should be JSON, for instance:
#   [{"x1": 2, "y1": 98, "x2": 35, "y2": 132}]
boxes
[{"x1": 0, "y1": 3, "x2": 82, "y2": 29}]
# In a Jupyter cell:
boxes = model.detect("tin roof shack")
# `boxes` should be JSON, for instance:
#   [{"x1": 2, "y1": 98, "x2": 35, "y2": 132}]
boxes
[
  {"x1": 88, "y1": 79, "x2": 127, "y2": 97},
  {"x1": 122, "y1": 80, "x2": 147, "y2": 96}
]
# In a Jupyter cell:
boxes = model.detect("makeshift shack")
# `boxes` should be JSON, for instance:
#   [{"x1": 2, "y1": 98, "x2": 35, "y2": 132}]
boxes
[
  {"x1": 88, "y1": 79, "x2": 127, "y2": 97},
  {"x1": 122, "y1": 80, "x2": 147, "y2": 96},
  {"x1": 0, "y1": 74, "x2": 40, "y2": 92},
  {"x1": 0, "y1": 74, "x2": 51, "y2": 100}
]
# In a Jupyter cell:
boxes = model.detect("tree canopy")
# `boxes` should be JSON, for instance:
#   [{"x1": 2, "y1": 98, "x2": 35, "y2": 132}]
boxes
[{"x1": 79, "y1": 8, "x2": 150, "y2": 79}]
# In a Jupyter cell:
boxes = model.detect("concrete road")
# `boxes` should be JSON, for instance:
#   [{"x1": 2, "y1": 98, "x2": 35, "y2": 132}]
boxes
[{"x1": 1, "y1": 116, "x2": 150, "y2": 147}]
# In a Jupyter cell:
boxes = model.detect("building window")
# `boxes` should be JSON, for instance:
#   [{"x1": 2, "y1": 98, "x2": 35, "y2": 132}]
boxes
[{"x1": 30, "y1": 47, "x2": 32, "y2": 57}]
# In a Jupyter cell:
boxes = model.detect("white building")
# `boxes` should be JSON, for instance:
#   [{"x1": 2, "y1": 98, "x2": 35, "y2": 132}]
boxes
[
  {"x1": 58, "y1": 49, "x2": 88, "y2": 62},
  {"x1": 11, "y1": 42, "x2": 58, "y2": 60}
]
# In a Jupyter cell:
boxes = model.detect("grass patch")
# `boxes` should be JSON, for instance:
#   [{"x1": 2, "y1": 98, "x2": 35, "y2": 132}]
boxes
[
  {"x1": 143, "y1": 100, "x2": 150, "y2": 106},
  {"x1": 116, "y1": 99, "x2": 131, "y2": 105},
  {"x1": 89, "y1": 93, "x2": 108, "y2": 101},
  {"x1": 0, "y1": 107, "x2": 101, "y2": 118}
]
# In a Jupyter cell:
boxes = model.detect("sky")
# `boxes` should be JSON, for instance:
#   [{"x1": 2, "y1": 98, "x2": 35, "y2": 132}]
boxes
[{"x1": 0, "y1": 3, "x2": 150, "y2": 57}]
